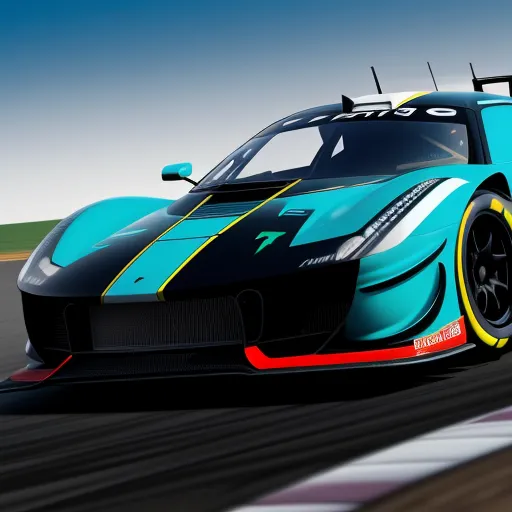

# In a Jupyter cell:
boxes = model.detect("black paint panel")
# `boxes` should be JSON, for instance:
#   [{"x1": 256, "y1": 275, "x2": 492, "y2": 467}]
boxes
[{"x1": 162, "y1": 201, "x2": 345, "y2": 296}]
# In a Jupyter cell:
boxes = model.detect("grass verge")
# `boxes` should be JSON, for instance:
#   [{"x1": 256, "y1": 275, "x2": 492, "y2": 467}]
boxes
[{"x1": 0, "y1": 219, "x2": 61, "y2": 259}]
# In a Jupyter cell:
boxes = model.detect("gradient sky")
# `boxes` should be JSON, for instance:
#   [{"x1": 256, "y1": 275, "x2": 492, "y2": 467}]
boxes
[{"x1": 1, "y1": 0, "x2": 511, "y2": 224}]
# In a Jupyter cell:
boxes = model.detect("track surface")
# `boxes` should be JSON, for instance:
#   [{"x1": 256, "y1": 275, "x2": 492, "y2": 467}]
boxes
[{"x1": 3, "y1": 261, "x2": 512, "y2": 512}]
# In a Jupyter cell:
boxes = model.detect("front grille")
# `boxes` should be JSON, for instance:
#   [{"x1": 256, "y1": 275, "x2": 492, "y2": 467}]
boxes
[
  {"x1": 189, "y1": 200, "x2": 261, "y2": 219},
  {"x1": 90, "y1": 297, "x2": 245, "y2": 351}
]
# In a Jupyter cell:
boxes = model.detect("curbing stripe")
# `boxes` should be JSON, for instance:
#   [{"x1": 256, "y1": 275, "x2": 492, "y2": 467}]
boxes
[{"x1": 228, "y1": 404, "x2": 512, "y2": 511}]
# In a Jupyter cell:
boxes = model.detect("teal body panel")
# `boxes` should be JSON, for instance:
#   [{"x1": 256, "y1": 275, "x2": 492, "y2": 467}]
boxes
[
  {"x1": 356, "y1": 230, "x2": 448, "y2": 289},
  {"x1": 412, "y1": 165, "x2": 512, "y2": 235},
  {"x1": 285, "y1": 181, "x2": 388, "y2": 245},
  {"x1": 289, "y1": 163, "x2": 512, "y2": 247},
  {"x1": 344, "y1": 224, "x2": 462, "y2": 341},
  {"x1": 159, "y1": 216, "x2": 238, "y2": 240},
  {"x1": 111, "y1": 228, "x2": 148, "y2": 238},
  {"x1": 477, "y1": 99, "x2": 512, "y2": 105},
  {"x1": 52, "y1": 197, "x2": 173, "y2": 267},
  {"x1": 288, "y1": 166, "x2": 471, "y2": 245},
  {"x1": 345, "y1": 262, "x2": 440, "y2": 341},
  {"x1": 481, "y1": 105, "x2": 512, "y2": 164},
  {"x1": 103, "y1": 237, "x2": 208, "y2": 303}
]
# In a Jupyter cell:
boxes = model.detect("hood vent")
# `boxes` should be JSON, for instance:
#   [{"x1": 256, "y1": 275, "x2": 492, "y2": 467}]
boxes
[{"x1": 189, "y1": 200, "x2": 262, "y2": 219}]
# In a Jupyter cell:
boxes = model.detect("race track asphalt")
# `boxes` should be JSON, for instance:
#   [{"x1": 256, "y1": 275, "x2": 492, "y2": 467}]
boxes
[{"x1": 3, "y1": 260, "x2": 512, "y2": 512}]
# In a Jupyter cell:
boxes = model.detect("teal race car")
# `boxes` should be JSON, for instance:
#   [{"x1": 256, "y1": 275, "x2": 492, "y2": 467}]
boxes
[{"x1": 4, "y1": 67, "x2": 512, "y2": 389}]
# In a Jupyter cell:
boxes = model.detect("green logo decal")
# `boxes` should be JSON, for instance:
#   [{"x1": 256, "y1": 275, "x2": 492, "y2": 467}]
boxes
[{"x1": 254, "y1": 231, "x2": 286, "y2": 254}]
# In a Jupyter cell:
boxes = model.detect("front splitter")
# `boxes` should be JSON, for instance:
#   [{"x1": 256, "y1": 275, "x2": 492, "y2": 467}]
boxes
[{"x1": 0, "y1": 344, "x2": 475, "y2": 394}]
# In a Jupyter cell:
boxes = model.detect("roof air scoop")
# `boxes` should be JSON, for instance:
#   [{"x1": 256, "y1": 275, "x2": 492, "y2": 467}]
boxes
[{"x1": 341, "y1": 94, "x2": 354, "y2": 113}]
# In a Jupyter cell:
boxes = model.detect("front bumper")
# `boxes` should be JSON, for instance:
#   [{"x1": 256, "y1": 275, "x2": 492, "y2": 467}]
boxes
[
  {"x1": 21, "y1": 261, "x2": 360, "y2": 364},
  {"x1": 3, "y1": 254, "x2": 472, "y2": 393},
  {"x1": 2, "y1": 313, "x2": 472, "y2": 393}
]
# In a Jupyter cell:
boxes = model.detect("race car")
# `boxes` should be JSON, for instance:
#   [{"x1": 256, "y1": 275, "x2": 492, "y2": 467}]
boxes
[{"x1": 3, "y1": 66, "x2": 512, "y2": 390}]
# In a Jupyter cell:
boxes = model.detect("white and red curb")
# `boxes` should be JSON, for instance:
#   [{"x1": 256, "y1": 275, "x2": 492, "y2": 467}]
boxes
[{"x1": 229, "y1": 405, "x2": 512, "y2": 511}]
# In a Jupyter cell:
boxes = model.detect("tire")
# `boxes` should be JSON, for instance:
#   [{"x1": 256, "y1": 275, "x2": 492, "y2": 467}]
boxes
[{"x1": 456, "y1": 190, "x2": 512, "y2": 354}]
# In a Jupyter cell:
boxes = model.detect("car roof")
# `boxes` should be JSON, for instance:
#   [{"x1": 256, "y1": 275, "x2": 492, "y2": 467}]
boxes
[
  {"x1": 253, "y1": 91, "x2": 512, "y2": 139},
  {"x1": 288, "y1": 91, "x2": 512, "y2": 120}
]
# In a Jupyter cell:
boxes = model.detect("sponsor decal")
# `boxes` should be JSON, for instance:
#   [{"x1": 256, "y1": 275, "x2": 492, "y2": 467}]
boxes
[
  {"x1": 299, "y1": 253, "x2": 336, "y2": 267},
  {"x1": 254, "y1": 231, "x2": 286, "y2": 254},
  {"x1": 332, "y1": 107, "x2": 458, "y2": 121},
  {"x1": 413, "y1": 317, "x2": 464, "y2": 351},
  {"x1": 426, "y1": 107, "x2": 457, "y2": 117}
]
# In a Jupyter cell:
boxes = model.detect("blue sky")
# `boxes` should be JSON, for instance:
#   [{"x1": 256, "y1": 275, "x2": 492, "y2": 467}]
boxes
[{"x1": 1, "y1": 0, "x2": 511, "y2": 223}]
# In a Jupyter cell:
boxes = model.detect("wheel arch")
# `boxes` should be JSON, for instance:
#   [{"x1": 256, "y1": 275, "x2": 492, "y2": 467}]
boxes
[{"x1": 475, "y1": 172, "x2": 511, "y2": 198}]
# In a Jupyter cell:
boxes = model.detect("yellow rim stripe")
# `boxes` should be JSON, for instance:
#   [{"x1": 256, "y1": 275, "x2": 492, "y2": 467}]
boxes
[
  {"x1": 395, "y1": 91, "x2": 431, "y2": 109},
  {"x1": 456, "y1": 201, "x2": 505, "y2": 347},
  {"x1": 489, "y1": 200, "x2": 510, "y2": 347},
  {"x1": 497, "y1": 338, "x2": 509, "y2": 348},
  {"x1": 101, "y1": 194, "x2": 213, "y2": 303},
  {"x1": 490, "y1": 198, "x2": 504, "y2": 212},
  {"x1": 505, "y1": 209, "x2": 512, "y2": 227},
  {"x1": 156, "y1": 178, "x2": 302, "y2": 300},
  {"x1": 500, "y1": 207, "x2": 512, "y2": 348}
]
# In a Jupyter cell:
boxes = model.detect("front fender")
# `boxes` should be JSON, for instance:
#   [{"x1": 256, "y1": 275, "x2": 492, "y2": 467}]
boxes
[{"x1": 51, "y1": 196, "x2": 173, "y2": 267}]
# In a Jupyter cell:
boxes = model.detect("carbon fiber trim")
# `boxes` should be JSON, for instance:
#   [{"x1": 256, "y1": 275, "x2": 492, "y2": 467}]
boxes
[{"x1": 49, "y1": 348, "x2": 252, "y2": 381}]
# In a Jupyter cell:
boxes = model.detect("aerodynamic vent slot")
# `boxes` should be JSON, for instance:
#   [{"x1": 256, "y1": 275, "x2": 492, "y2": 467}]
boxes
[
  {"x1": 352, "y1": 102, "x2": 392, "y2": 112},
  {"x1": 189, "y1": 200, "x2": 262, "y2": 219}
]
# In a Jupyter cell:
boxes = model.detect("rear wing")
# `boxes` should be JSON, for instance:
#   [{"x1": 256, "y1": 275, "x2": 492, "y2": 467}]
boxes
[{"x1": 470, "y1": 63, "x2": 512, "y2": 96}]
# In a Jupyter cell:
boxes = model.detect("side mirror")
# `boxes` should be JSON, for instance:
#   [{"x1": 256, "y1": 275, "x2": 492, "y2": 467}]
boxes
[{"x1": 162, "y1": 163, "x2": 197, "y2": 185}]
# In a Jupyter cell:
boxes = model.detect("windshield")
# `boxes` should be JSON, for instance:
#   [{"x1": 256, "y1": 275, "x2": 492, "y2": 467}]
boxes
[{"x1": 196, "y1": 107, "x2": 470, "y2": 189}]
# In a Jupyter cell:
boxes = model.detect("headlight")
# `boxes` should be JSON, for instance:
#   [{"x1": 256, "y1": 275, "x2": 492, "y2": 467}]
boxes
[
  {"x1": 18, "y1": 238, "x2": 61, "y2": 287},
  {"x1": 18, "y1": 206, "x2": 87, "y2": 287},
  {"x1": 335, "y1": 178, "x2": 443, "y2": 261}
]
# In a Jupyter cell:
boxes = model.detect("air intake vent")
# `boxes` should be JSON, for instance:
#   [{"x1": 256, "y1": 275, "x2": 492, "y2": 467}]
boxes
[
  {"x1": 352, "y1": 102, "x2": 392, "y2": 112},
  {"x1": 189, "y1": 200, "x2": 262, "y2": 219},
  {"x1": 90, "y1": 297, "x2": 245, "y2": 351}
]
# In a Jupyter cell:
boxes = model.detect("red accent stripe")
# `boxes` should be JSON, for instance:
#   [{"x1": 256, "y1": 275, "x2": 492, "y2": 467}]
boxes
[
  {"x1": 245, "y1": 317, "x2": 466, "y2": 370},
  {"x1": 10, "y1": 355, "x2": 73, "y2": 382}
]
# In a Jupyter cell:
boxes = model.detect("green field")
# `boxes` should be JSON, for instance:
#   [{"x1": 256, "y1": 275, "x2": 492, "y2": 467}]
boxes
[{"x1": 0, "y1": 219, "x2": 61, "y2": 254}]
